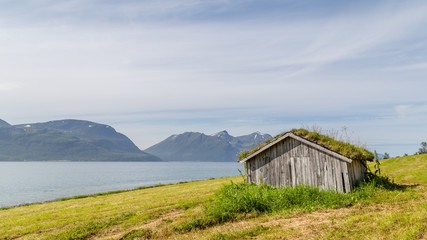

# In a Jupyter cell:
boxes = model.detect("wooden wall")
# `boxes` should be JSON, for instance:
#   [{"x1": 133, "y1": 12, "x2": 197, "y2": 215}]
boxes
[
  {"x1": 246, "y1": 138, "x2": 366, "y2": 193},
  {"x1": 348, "y1": 159, "x2": 367, "y2": 188}
]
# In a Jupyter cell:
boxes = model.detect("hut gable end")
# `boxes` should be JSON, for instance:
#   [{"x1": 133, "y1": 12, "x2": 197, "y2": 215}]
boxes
[{"x1": 239, "y1": 132, "x2": 367, "y2": 192}]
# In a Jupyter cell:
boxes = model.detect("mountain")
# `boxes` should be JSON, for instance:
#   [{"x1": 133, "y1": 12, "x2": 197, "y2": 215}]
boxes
[
  {"x1": 144, "y1": 130, "x2": 272, "y2": 162},
  {"x1": 0, "y1": 119, "x2": 161, "y2": 161},
  {"x1": 0, "y1": 119, "x2": 10, "y2": 127}
]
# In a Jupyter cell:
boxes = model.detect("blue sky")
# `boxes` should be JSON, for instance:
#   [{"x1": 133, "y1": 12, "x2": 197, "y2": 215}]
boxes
[{"x1": 1, "y1": 0, "x2": 426, "y2": 156}]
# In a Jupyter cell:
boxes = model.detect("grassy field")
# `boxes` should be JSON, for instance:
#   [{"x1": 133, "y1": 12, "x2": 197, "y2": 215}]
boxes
[
  {"x1": 1, "y1": 154, "x2": 426, "y2": 239},
  {"x1": 373, "y1": 155, "x2": 427, "y2": 185}
]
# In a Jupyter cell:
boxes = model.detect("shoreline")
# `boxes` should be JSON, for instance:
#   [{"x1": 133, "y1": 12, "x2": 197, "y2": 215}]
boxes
[
  {"x1": 0, "y1": 161, "x2": 243, "y2": 209},
  {"x1": 0, "y1": 176, "x2": 227, "y2": 210}
]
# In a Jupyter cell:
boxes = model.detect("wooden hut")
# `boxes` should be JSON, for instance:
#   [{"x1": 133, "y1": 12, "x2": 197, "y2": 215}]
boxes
[{"x1": 238, "y1": 131, "x2": 370, "y2": 193}]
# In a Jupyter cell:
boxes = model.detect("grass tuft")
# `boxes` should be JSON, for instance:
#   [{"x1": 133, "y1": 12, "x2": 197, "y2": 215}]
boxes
[
  {"x1": 179, "y1": 174, "x2": 402, "y2": 231},
  {"x1": 203, "y1": 182, "x2": 353, "y2": 225},
  {"x1": 54, "y1": 212, "x2": 136, "y2": 239},
  {"x1": 120, "y1": 228, "x2": 152, "y2": 240},
  {"x1": 208, "y1": 225, "x2": 269, "y2": 240},
  {"x1": 238, "y1": 128, "x2": 374, "y2": 161},
  {"x1": 291, "y1": 128, "x2": 374, "y2": 161}
]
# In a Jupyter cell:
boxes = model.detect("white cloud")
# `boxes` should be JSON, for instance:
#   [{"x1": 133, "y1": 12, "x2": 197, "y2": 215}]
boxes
[
  {"x1": 0, "y1": 82, "x2": 21, "y2": 91},
  {"x1": 391, "y1": 62, "x2": 427, "y2": 71},
  {"x1": 0, "y1": 1, "x2": 427, "y2": 156},
  {"x1": 395, "y1": 104, "x2": 427, "y2": 118}
]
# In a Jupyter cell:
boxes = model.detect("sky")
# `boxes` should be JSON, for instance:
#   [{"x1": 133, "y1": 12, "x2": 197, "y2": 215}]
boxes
[{"x1": 1, "y1": 0, "x2": 426, "y2": 157}]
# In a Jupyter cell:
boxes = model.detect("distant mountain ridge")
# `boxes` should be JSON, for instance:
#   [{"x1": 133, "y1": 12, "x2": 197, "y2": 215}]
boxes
[
  {"x1": 0, "y1": 119, "x2": 161, "y2": 161},
  {"x1": 144, "y1": 130, "x2": 272, "y2": 162},
  {"x1": 0, "y1": 119, "x2": 10, "y2": 127}
]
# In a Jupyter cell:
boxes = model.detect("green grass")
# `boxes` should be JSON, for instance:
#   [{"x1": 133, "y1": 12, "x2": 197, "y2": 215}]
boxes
[
  {"x1": 119, "y1": 228, "x2": 152, "y2": 240},
  {"x1": 178, "y1": 173, "x2": 404, "y2": 231},
  {"x1": 0, "y1": 177, "x2": 241, "y2": 239},
  {"x1": 370, "y1": 154, "x2": 427, "y2": 185},
  {"x1": 205, "y1": 183, "x2": 353, "y2": 222},
  {"x1": 239, "y1": 128, "x2": 374, "y2": 161},
  {"x1": 54, "y1": 212, "x2": 137, "y2": 239},
  {"x1": 291, "y1": 128, "x2": 374, "y2": 161},
  {"x1": 0, "y1": 182, "x2": 192, "y2": 211},
  {"x1": 208, "y1": 225, "x2": 270, "y2": 240},
  {"x1": 0, "y1": 154, "x2": 425, "y2": 239}
]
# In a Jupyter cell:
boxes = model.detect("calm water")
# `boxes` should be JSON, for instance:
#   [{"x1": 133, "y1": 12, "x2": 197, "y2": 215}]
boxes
[{"x1": 0, "y1": 161, "x2": 243, "y2": 208}]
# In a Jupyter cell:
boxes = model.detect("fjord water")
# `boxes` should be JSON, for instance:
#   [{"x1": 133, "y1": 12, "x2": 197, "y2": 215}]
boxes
[{"x1": 0, "y1": 161, "x2": 243, "y2": 208}]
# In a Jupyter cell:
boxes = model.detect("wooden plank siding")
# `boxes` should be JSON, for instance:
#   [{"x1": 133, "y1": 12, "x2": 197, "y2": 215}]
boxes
[
  {"x1": 245, "y1": 137, "x2": 366, "y2": 193},
  {"x1": 348, "y1": 159, "x2": 367, "y2": 188}
]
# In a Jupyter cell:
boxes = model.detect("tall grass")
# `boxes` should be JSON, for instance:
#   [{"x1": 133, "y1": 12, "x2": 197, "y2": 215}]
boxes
[
  {"x1": 291, "y1": 128, "x2": 374, "y2": 161},
  {"x1": 238, "y1": 128, "x2": 374, "y2": 161},
  {"x1": 203, "y1": 183, "x2": 352, "y2": 224},
  {"x1": 178, "y1": 174, "x2": 398, "y2": 231}
]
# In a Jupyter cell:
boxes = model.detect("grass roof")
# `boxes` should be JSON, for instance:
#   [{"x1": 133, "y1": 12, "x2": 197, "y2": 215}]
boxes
[{"x1": 238, "y1": 128, "x2": 374, "y2": 162}]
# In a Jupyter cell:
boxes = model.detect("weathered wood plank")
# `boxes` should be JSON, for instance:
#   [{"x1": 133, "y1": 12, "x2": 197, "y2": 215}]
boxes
[
  {"x1": 255, "y1": 155, "x2": 260, "y2": 184},
  {"x1": 252, "y1": 160, "x2": 256, "y2": 182},
  {"x1": 331, "y1": 156, "x2": 339, "y2": 192},
  {"x1": 290, "y1": 138, "x2": 297, "y2": 186},
  {"x1": 312, "y1": 148, "x2": 319, "y2": 187},
  {"x1": 287, "y1": 157, "x2": 292, "y2": 186},
  {"x1": 301, "y1": 156, "x2": 306, "y2": 185},
  {"x1": 353, "y1": 160, "x2": 360, "y2": 182},
  {"x1": 341, "y1": 161, "x2": 351, "y2": 192},
  {"x1": 301, "y1": 144, "x2": 308, "y2": 185},
  {"x1": 259, "y1": 155, "x2": 262, "y2": 184},
  {"x1": 286, "y1": 139, "x2": 292, "y2": 186},
  {"x1": 251, "y1": 156, "x2": 259, "y2": 184},
  {"x1": 297, "y1": 157, "x2": 302, "y2": 186},
  {"x1": 316, "y1": 150, "x2": 323, "y2": 189},
  {"x1": 247, "y1": 161, "x2": 251, "y2": 183},
  {"x1": 352, "y1": 160, "x2": 358, "y2": 183},
  {"x1": 291, "y1": 157, "x2": 296, "y2": 186},
  {"x1": 306, "y1": 156, "x2": 311, "y2": 186},
  {"x1": 327, "y1": 156, "x2": 334, "y2": 191},
  {"x1": 331, "y1": 157, "x2": 338, "y2": 192},
  {"x1": 271, "y1": 147, "x2": 276, "y2": 187},
  {"x1": 325, "y1": 154, "x2": 331, "y2": 190},
  {"x1": 261, "y1": 154, "x2": 267, "y2": 184},
  {"x1": 348, "y1": 160, "x2": 355, "y2": 187},
  {"x1": 322, "y1": 153, "x2": 329, "y2": 190},
  {"x1": 307, "y1": 156, "x2": 313, "y2": 187},
  {"x1": 335, "y1": 159, "x2": 344, "y2": 193},
  {"x1": 270, "y1": 145, "x2": 276, "y2": 187},
  {"x1": 296, "y1": 140, "x2": 303, "y2": 186},
  {"x1": 305, "y1": 143, "x2": 314, "y2": 186},
  {"x1": 280, "y1": 141, "x2": 285, "y2": 187},
  {"x1": 264, "y1": 155, "x2": 269, "y2": 184},
  {"x1": 265, "y1": 148, "x2": 271, "y2": 186},
  {"x1": 282, "y1": 139, "x2": 289, "y2": 187},
  {"x1": 244, "y1": 133, "x2": 365, "y2": 192},
  {"x1": 275, "y1": 141, "x2": 281, "y2": 188},
  {"x1": 274, "y1": 144, "x2": 280, "y2": 188},
  {"x1": 280, "y1": 140, "x2": 287, "y2": 187}
]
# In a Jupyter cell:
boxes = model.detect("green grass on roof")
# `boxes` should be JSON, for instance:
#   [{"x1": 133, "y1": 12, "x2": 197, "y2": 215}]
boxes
[
  {"x1": 238, "y1": 128, "x2": 374, "y2": 162},
  {"x1": 291, "y1": 129, "x2": 374, "y2": 161}
]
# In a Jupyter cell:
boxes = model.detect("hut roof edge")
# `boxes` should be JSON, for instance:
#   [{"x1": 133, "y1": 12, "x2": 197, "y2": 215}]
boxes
[{"x1": 238, "y1": 132, "x2": 353, "y2": 163}]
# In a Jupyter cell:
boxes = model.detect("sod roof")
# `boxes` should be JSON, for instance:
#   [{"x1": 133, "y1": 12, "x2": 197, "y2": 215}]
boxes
[{"x1": 238, "y1": 128, "x2": 374, "y2": 162}]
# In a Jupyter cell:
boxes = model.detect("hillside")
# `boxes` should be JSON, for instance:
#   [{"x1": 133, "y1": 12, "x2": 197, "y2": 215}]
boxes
[
  {"x1": 144, "y1": 131, "x2": 272, "y2": 162},
  {"x1": 371, "y1": 154, "x2": 427, "y2": 185},
  {"x1": 0, "y1": 154, "x2": 425, "y2": 239},
  {"x1": 0, "y1": 119, "x2": 161, "y2": 162}
]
